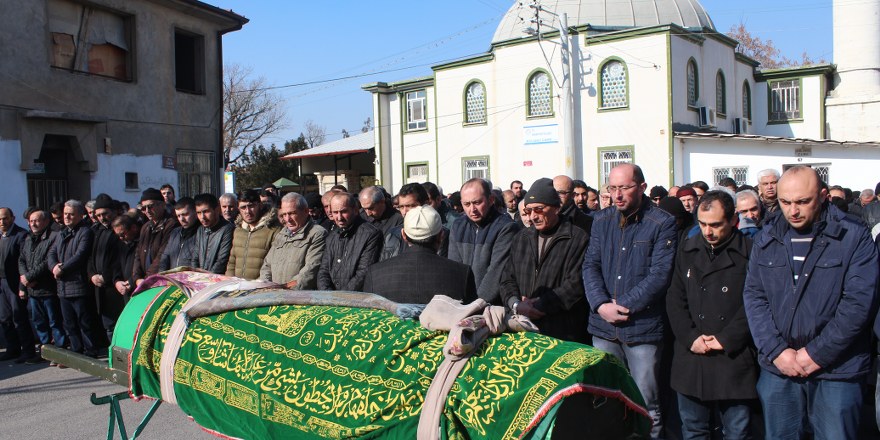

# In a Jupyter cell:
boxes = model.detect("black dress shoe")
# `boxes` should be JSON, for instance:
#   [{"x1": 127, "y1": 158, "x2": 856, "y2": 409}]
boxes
[{"x1": 0, "y1": 351, "x2": 21, "y2": 361}]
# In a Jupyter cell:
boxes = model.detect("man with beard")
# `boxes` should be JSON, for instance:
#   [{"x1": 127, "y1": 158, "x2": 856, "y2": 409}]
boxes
[
  {"x1": 219, "y1": 193, "x2": 239, "y2": 224},
  {"x1": 87, "y1": 195, "x2": 123, "y2": 341}
]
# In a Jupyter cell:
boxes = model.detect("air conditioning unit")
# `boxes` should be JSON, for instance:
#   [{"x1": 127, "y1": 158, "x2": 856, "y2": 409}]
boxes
[
  {"x1": 733, "y1": 118, "x2": 749, "y2": 134},
  {"x1": 699, "y1": 106, "x2": 717, "y2": 128}
]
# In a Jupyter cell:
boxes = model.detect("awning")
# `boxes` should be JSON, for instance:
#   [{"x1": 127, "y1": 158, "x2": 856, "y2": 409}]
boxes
[
  {"x1": 273, "y1": 177, "x2": 298, "y2": 188},
  {"x1": 281, "y1": 130, "x2": 374, "y2": 160}
]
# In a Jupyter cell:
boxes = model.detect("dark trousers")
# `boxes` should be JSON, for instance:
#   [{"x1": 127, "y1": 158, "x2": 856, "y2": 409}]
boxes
[
  {"x1": 59, "y1": 294, "x2": 106, "y2": 356},
  {"x1": 677, "y1": 393, "x2": 751, "y2": 440},
  {"x1": 29, "y1": 295, "x2": 67, "y2": 347},
  {"x1": 0, "y1": 280, "x2": 35, "y2": 356},
  {"x1": 96, "y1": 286, "x2": 125, "y2": 342}
]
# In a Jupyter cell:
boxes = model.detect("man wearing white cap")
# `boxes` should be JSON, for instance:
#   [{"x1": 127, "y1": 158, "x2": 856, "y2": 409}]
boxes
[{"x1": 362, "y1": 206, "x2": 475, "y2": 304}]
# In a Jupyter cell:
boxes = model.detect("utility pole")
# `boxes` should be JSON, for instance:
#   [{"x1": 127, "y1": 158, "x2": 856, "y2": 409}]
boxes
[{"x1": 527, "y1": 2, "x2": 577, "y2": 177}]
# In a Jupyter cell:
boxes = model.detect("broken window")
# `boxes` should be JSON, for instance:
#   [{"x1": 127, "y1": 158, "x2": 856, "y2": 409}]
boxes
[
  {"x1": 174, "y1": 30, "x2": 205, "y2": 94},
  {"x1": 48, "y1": 0, "x2": 132, "y2": 81}
]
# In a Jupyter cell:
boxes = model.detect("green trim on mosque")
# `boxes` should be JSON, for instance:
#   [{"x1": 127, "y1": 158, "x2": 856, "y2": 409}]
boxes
[
  {"x1": 433, "y1": 54, "x2": 495, "y2": 71},
  {"x1": 597, "y1": 56, "x2": 631, "y2": 112},
  {"x1": 462, "y1": 79, "x2": 489, "y2": 126},
  {"x1": 755, "y1": 64, "x2": 835, "y2": 81}
]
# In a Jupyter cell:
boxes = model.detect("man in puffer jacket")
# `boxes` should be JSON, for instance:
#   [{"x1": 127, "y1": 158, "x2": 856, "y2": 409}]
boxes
[
  {"x1": 226, "y1": 189, "x2": 280, "y2": 280},
  {"x1": 48, "y1": 200, "x2": 106, "y2": 357},
  {"x1": 18, "y1": 208, "x2": 65, "y2": 352}
]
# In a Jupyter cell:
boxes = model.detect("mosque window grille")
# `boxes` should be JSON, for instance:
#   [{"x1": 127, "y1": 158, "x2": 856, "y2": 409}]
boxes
[
  {"x1": 599, "y1": 148, "x2": 633, "y2": 185},
  {"x1": 600, "y1": 60, "x2": 628, "y2": 109},
  {"x1": 769, "y1": 79, "x2": 801, "y2": 121},
  {"x1": 464, "y1": 81, "x2": 486, "y2": 124},
  {"x1": 405, "y1": 90, "x2": 427, "y2": 131},
  {"x1": 712, "y1": 166, "x2": 748, "y2": 186},
  {"x1": 527, "y1": 71, "x2": 553, "y2": 117},
  {"x1": 687, "y1": 59, "x2": 699, "y2": 107},
  {"x1": 462, "y1": 156, "x2": 490, "y2": 181},
  {"x1": 716, "y1": 71, "x2": 727, "y2": 115},
  {"x1": 742, "y1": 82, "x2": 752, "y2": 121}
]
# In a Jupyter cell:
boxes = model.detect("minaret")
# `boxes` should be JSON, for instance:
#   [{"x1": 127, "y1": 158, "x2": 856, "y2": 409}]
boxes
[{"x1": 831, "y1": 0, "x2": 880, "y2": 97}]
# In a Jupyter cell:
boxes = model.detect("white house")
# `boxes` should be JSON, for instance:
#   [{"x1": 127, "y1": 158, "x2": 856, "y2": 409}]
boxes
[{"x1": 363, "y1": 0, "x2": 880, "y2": 194}]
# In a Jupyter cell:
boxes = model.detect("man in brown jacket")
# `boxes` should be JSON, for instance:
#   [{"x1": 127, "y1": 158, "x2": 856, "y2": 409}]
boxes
[
  {"x1": 133, "y1": 188, "x2": 178, "y2": 286},
  {"x1": 226, "y1": 189, "x2": 280, "y2": 280}
]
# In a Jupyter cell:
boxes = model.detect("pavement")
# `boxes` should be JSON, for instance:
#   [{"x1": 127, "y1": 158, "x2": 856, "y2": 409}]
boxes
[{"x1": 0, "y1": 349, "x2": 211, "y2": 439}]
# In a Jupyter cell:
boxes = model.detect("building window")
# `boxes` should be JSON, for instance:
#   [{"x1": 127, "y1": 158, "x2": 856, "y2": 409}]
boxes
[
  {"x1": 406, "y1": 163, "x2": 429, "y2": 184},
  {"x1": 48, "y1": 0, "x2": 132, "y2": 81},
  {"x1": 177, "y1": 150, "x2": 214, "y2": 197},
  {"x1": 599, "y1": 148, "x2": 633, "y2": 185},
  {"x1": 405, "y1": 90, "x2": 427, "y2": 131},
  {"x1": 715, "y1": 71, "x2": 726, "y2": 115},
  {"x1": 769, "y1": 79, "x2": 801, "y2": 121},
  {"x1": 464, "y1": 81, "x2": 486, "y2": 124},
  {"x1": 462, "y1": 156, "x2": 490, "y2": 181},
  {"x1": 124, "y1": 172, "x2": 139, "y2": 190},
  {"x1": 712, "y1": 166, "x2": 748, "y2": 186},
  {"x1": 600, "y1": 60, "x2": 628, "y2": 109},
  {"x1": 174, "y1": 30, "x2": 205, "y2": 94},
  {"x1": 742, "y1": 82, "x2": 752, "y2": 121},
  {"x1": 687, "y1": 59, "x2": 698, "y2": 107},
  {"x1": 527, "y1": 71, "x2": 552, "y2": 117}
]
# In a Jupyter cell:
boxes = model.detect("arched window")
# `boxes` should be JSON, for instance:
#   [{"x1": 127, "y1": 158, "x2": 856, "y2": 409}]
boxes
[
  {"x1": 687, "y1": 59, "x2": 698, "y2": 107},
  {"x1": 715, "y1": 70, "x2": 726, "y2": 114},
  {"x1": 464, "y1": 81, "x2": 486, "y2": 124},
  {"x1": 600, "y1": 59, "x2": 628, "y2": 109},
  {"x1": 742, "y1": 81, "x2": 752, "y2": 120},
  {"x1": 527, "y1": 70, "x2": 552, "y2": 117}
]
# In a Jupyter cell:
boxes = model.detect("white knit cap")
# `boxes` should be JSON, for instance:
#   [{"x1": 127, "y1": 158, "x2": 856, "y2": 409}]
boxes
[{"x1": 403, "y1": 206, "x2": 442, "y2": 241}]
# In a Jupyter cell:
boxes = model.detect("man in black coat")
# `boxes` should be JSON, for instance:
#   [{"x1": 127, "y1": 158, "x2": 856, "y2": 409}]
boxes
[
  {"x1": 19, "y1": 208, "x2": 65, "y2": 354},
  {"x1": 111, "y1": 215, "x2": 140, "y2": 301},
  {"x1": 87, "y1": 196, "x2": 123, "y2": 341},
  {"x1": 363, "y1": 206, "x2": 475, "y2": 303},
  {"x1": 500, "y1": 178, "x2": 591, "y2": 344},
  {"x1": 666, "y1": 190, "x2": 758, "y2": 439},
  {"x1": 318, "y1": 193, "x2": 382, "y2": 291},
  {"x1": 0, "y1": 207, "x2": 37, "y2": 362}
]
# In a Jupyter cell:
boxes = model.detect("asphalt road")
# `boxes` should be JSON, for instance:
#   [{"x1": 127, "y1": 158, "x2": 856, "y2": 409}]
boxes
[{"x1": 0, "y1": 348, "x2": 211, "y2": 439}]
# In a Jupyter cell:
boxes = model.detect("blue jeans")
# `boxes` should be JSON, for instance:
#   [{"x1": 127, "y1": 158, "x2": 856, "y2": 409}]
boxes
[
  {"x1": 29, "y1": 295, "x2": 67, "y2": 347},
  {"x1": 677, "y1": 393, "x2": 750, "y2": 440},
  {"x1": 757, "y1": 369, "x2": 862, "y2": 440},
  {"x1": 593, "y1": 337, "x2": 663, "y2": 439}
]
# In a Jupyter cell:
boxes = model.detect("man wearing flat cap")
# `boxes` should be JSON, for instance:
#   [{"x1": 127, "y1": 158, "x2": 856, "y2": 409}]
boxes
[
  {"x1": 87, "y1": 194, "x2": 123, "y2": 341},
  {"x1": 500, "y1": 178, "x2": 591, "y2": 344},
  {"x1": 132, "y1": 187, "x2": 179, "y2": 286},
  {"x1": 363, "y1": 206, "x2": 475, "y2": 304}
]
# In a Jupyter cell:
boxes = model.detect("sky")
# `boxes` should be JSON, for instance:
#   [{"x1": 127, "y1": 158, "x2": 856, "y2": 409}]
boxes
[{"x1": 207, "y1": 0, "x2": 833, "y2": 149}]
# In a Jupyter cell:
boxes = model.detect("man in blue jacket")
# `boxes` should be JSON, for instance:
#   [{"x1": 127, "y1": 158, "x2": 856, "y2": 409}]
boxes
[
  {"x1": 583, "y1": 163, "x2": 677, "y2": 438},
  {"x1": 744, "y1": 166, "x2": 879, "y2": 439}
]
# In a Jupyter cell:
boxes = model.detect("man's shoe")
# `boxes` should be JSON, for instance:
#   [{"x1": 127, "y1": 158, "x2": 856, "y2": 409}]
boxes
[
  {"x1": 24, "y1": 355, "x2": 44, "y2": 365},
  {"x1": 0, "y1": 351, "x2": 21, "y2": 361}
]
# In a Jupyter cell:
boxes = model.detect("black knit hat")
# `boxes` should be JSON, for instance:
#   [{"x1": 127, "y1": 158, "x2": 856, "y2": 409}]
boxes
[
  {"x1": 140, "y1": 188, "x2": 164, "y2": 203},
  {"x1": 524, "y1": 178, "x2": 561, "y2": 207},
  {"x1": 305, "y1": 192, "x2": 322, "y2": 210},
  {"x1": 649, "y1": 186, "x2": 668, "y2": 199},
  {"x1": 93, "y1": 194, "x2": 115, "y2": 210},
  {"x1": 658, "y1": 196, "x2": 686, "y2": 220}
]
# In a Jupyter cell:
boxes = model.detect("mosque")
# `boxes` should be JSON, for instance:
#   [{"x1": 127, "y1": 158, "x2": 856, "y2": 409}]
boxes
[{"x1": 361, "y1": 0, "x2": 880, "y2": 193}]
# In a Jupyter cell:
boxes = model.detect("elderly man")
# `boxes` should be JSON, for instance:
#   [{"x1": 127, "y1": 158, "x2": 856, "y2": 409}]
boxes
[
  {"x1": 219, "y1": 193, "x2": 239, "y2": 224},
  {"x1": 87, "y1": 196, "x2": 123, "y2": 341},
  {"x1": 553, "y1": 175, "x2": 593, "y2": 235},
  {"x1": 19, "y1": 208, "x2": 65, "y2": 359},
  {"x1": 677, "y1": 186, "x2": 698, "y2": 213},
  {"x1": 0, "y1": 207, "x2": 36, "y2": 363},
  {"x1": 744, "y1": 166, "x2": 878, "y2": 439},
  {"x1": 735, "y1": 189, "x2": 763, "y2": 237},
  {"x1": 359, "y1": 186, "x2": 402, "y2": 236},
  {"x1": 261, "y1": 193, "x2": 326, "y2": 289},
  {"x1": 518, "y1": 199, "x2": 532, "y2": 228},
  {"x1": 858, "y1": 189, "x2": 880, "y2": 228},
  {"x1": 159, "y1": 197, "x2": 199, "y2": 271},
  {"x1": 666, "y1": 191, "x2": 758, "y2": 439},
  {"x1": 364, "y1": 206, "x2": 475, "y2": 303},
  {"x1": 449, "y1": 178, "x2": 520, "y2": 305},
  {"x1": 599, "y1": 184, "x2": 612, "y2": 209},
  {"x1": 318, "y1": 193, "x2": 382, "y2": 291},
  {"x1": 132, "y1": 188, "x2": 179, "y2": 285},
  {"x1": 48, "y1": 200, "x2": 106, "y2": 357},
  {"x1": 583, "y1": 163, "x2": 677, "y2": 438},
  {"x1": 226, "y1": 189, "x2": 280, "y2": 280},
  {"x1": 501, "y1": 178, "x2": 590, "y2": 344},
  {"x1": 756, "y1": 168, "x2": 780, "y2": 214},
  {"x1": 193, "y1": 193, "x2": 234, "y2": 274}
]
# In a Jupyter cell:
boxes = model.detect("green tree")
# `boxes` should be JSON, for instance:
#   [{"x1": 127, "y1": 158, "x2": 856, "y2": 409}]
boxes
[{"x1": 232, "y1": 135, "x2": 307, "y2": 191}]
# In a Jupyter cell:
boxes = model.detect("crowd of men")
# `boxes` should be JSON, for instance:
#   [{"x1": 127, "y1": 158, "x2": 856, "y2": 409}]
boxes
[{"x1": 3, "y1": 166, "x2": 880, "y2": 439}]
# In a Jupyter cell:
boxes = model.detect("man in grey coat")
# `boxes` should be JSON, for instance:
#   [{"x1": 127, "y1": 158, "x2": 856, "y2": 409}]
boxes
[
  {"x1": 261, "y1": 193, "x2": 326, "y2": 289},
  {"x1": 193, "y1": 193, "x2": 233, "y2": 274}
]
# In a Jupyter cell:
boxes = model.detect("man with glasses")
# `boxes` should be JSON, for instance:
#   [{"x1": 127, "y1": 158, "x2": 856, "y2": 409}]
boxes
[
  {"x1": 449, "y1": 178, "x2": 520, "y2": 305},
  {"x1": 132, "y1": 188, "x2": 179, "y2": 286},
  {"x1": 583, "y1": 163, "x2": 677, "y2": 439},
  {"x1": 501, "y1": 178, "x2": 590, "y2": 344},
  {"x1": 553, "y1": 175, "x2": 593, "y2": 236}
]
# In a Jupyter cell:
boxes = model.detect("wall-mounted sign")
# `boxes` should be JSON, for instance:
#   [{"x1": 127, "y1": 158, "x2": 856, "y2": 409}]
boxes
[
  {"x1": 162, "y1": 155, "x2": 176, "y2": 169},
  {"x1": 795, "y1": 146, "x2": 812, "y2": 158},
  {"x1": 27, "y1": 162, "x2": 46, "y2": 174},
  {"x1": 523, "y1": 124, "x2": 559, "y2": 146},
  {"x1": 224, "y1": 171, "x2": 235, "y2": 194}
]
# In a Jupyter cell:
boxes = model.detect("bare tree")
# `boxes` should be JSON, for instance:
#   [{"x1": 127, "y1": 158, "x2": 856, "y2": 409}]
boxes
[
  {"x1": 303, "y1": 120, "x2": 326, "y2": 148},
  {"x1": 223, "y1": 64, "x2": 287, "y2": 168},
  {"x1": 728, "y1": 23, "x2": 826, "y2": 69}
]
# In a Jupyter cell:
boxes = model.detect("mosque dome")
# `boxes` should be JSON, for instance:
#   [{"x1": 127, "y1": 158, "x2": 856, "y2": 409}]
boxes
[{"x1": 492, "y1": 0, "x2": 715, "y2": 44}]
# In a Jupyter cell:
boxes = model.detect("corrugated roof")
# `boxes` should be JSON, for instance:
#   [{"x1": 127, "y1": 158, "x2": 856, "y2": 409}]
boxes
[
  {"x1": 281, "y1": 130, "x2": 375, "y2": 160},
  {"x1": 674, "y1": 131, "x2": 880, "y2": 148}
]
